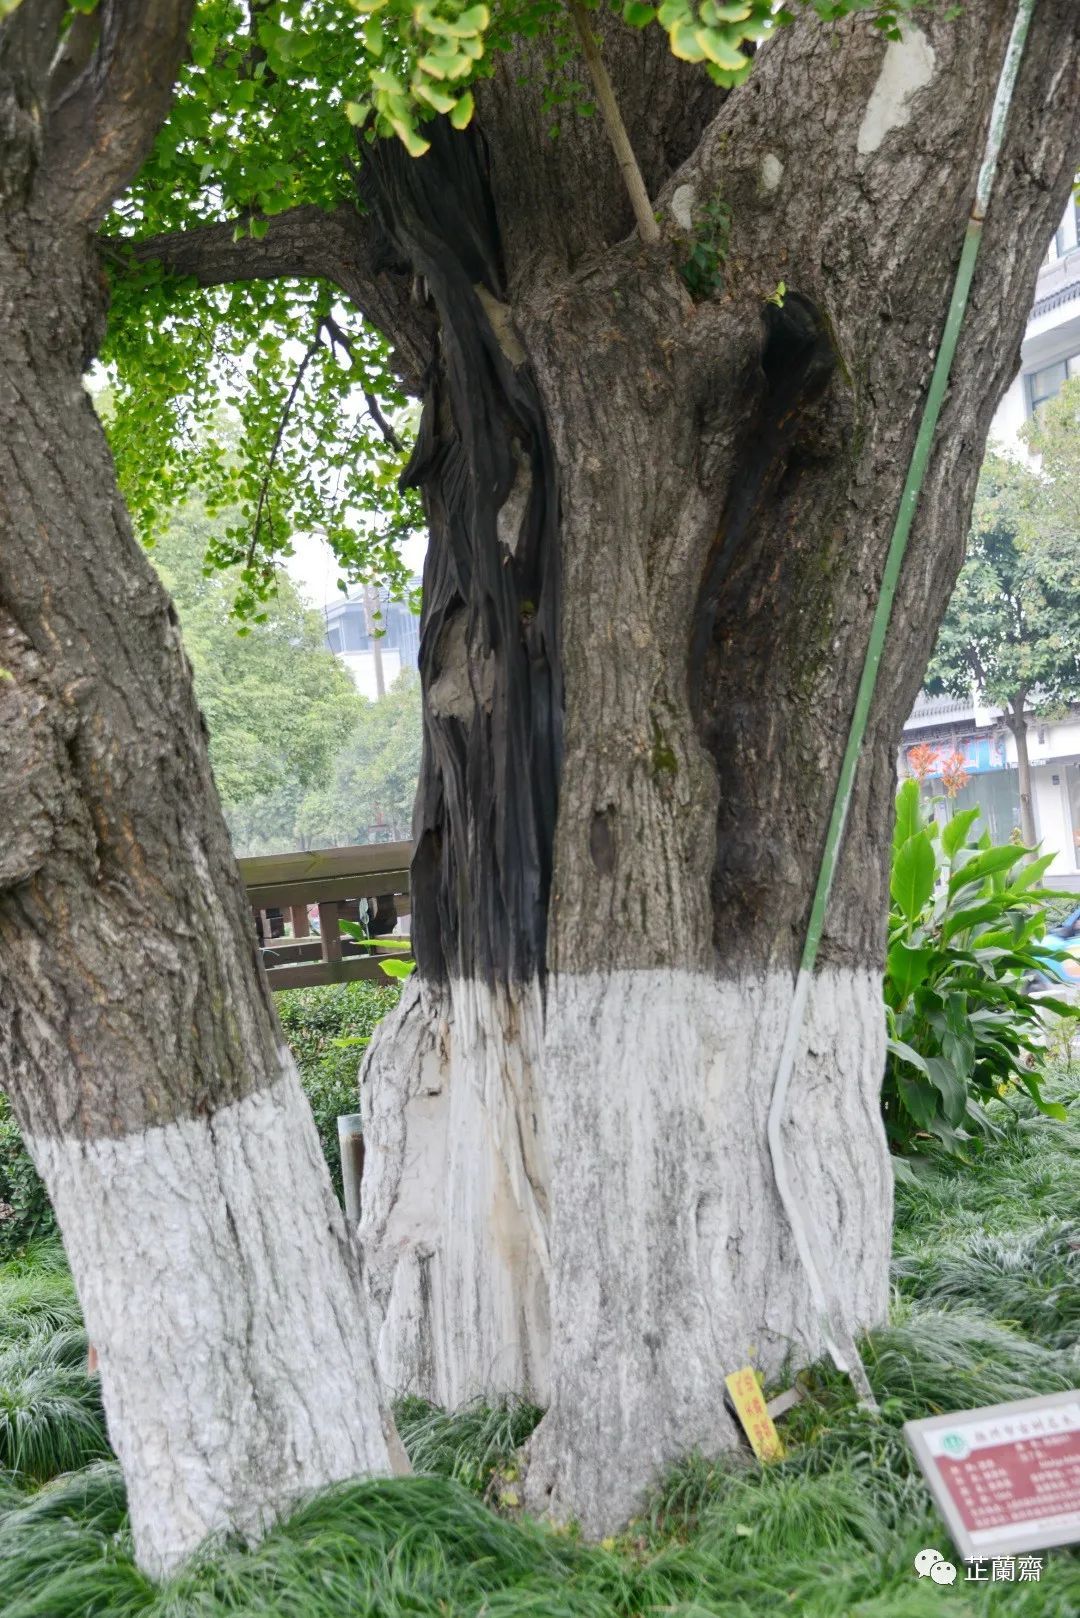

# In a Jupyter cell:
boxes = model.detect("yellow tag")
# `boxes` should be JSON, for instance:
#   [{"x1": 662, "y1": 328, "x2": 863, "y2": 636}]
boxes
[{"x1": 725, "y1": 1367, "x2": 785, "y2": 1463}]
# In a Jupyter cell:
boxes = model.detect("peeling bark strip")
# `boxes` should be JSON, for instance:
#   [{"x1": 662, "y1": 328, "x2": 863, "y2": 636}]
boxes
[
  {"x1": 360, "y1": 123, "x2": 562, "y2": 987},
  {"x1": 0, "y1": 1, "x2": 403, "y2": 1574},
  {"x1": 361, "y1": 975, "x2": 552, "y2": 1407}
]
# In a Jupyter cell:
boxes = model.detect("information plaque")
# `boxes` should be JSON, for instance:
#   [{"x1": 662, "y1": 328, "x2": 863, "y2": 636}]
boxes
[{"x1": 904, "y1": 1390, "x2": 1080, "y2": 1562}]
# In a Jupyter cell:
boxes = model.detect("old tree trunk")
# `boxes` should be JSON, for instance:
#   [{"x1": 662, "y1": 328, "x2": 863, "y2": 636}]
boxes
[
  {"x1": 354, "y1": 8, "x2": 1080, "y2": 1531},
  {"x1": 0, "y1": 2, "x2": 403, "y2": 1576}
]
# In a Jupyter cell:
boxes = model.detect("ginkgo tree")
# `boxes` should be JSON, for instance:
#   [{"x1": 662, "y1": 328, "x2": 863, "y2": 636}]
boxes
[{"x1": 2, "y1": 0, "x2": 1080, "y2": 1580}]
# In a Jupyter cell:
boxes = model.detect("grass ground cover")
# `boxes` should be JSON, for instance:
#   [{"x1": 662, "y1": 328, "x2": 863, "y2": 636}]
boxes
[{"x1": 0, "y1": 1070, "x2": 1077, "y2": 1613}]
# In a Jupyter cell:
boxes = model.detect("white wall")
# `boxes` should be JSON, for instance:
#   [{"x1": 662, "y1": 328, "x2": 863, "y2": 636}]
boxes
[
  {"x1": 988, "y1": 200, "x2": 1080, "y2": 452},
  {"x1": 997, "y1": 714, "x2": 1080, "y2": 882},
  {"x1": 1031, "y1": 765, "x2": 1074, "y2": 877}
]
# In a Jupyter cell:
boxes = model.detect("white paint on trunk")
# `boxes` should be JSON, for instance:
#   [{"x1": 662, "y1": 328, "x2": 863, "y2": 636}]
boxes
[
  {"x1": 27, "y1": 1057, "x2": 403, "y2": 1577},
  {"x1": 670, "y1": 184, "x2": 697, "y2": 231},
  {"x1": 362, "y1": 965, "x2": 891, "y2": 1536},
  {"x1": 857, "y1": 27, "x2": 936, "y2": 156},
  {"x1": 760, "y1": 153, "x2": 784, "y2": 192},
  {"x1": 360, "y1": 976, "x2": 551, "y2": 1405}
]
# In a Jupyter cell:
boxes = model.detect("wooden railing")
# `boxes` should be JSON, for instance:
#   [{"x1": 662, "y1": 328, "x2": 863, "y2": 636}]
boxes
[{"x1": 238, "y1": 840, "x2": 413, "y2": 992}]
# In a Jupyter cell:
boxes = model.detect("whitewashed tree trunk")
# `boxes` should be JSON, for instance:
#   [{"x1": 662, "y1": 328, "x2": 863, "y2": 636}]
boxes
[
  {"x1": 361, "y1": 976, "x2": 551, "y2": 1406},
  {"x1": 354, "y1": 4, "x2": 1080, "y2": 1538},
  {"x1": 523, "y1": 967, "x2": 888, "y2": 1529},
  {"x1": 27, "y1": 1057, "x2": 405, "y2": 1576},
  {"x1": 361, "y1": 967, "x2": 888, "y2": 1531}
]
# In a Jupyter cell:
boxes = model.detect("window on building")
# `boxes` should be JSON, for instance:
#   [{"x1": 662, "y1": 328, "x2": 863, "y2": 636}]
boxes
[
  {"x1": 937, "y1": 771, "x2": 1023, "y2": 846},
  {"x1": 341, "y1": 604, "x2": 368, "y2": 652},
  {"x1": 386, "y1": 599, "x2": 421, "y2": 668},
  {"x1": 1026, "y1": 354, "x2": 1080, "y2": 416},
  {"x1": 325, "y1": 624, "x2": 343, "y2": 654}
]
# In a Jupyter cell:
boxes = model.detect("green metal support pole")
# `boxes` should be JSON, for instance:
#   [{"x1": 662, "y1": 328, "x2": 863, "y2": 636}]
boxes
[{"x1": 766, "y1": 0, "x2": 1037, "y2": 1408}]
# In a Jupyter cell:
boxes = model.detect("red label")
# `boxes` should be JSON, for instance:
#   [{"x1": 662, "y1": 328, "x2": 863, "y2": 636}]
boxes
[{"x1": 936, "y1": 1431, "x2": 1080, "y2": 1536}]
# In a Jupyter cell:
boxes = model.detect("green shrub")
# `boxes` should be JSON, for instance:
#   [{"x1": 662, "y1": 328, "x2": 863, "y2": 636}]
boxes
[
  {"x1": 0, "y1": 1093, "x2": 54, "y2": 1259},
  {"x1": 883, "y1": 779, "x2": 1075, "y2": 1155},
  {"x1": 277, "y1": 980, "x2": 401, "y2": 1199},
  {"x1": 0, "y1": 1328, "x2": 110, "y2": 1483},
  {"x1": 893, "y1": 1220, "x2": 1080, "y2": 1350}
]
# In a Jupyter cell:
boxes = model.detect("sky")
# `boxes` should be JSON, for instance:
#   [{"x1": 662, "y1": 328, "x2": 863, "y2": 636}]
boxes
[{"x1": 283, "y1": 526, "x2": 427, "y2": 613}]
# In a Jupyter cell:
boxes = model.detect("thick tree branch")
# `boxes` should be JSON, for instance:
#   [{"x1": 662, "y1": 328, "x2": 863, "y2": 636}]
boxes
[
  {"x1": 110, "y1": 204, "x2": 433, "y2": 394},
  {"x1": 0, "y1": 0, "x2": 67, "y2": 209},
  {"x1": 0, "y1": 0, "x2": 66, "y2": 84},
  {"x1": 47, "y1": 6, "x2": 100, "y2": 104},
  {"x1": 45, "y1": 0, "x2": 196, "y2": 226}
]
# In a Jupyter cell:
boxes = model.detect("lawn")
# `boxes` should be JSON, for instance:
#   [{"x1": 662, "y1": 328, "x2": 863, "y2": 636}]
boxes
[{"x1": 0, "y1": 1007, "x2": 1077, "y2": 1616}]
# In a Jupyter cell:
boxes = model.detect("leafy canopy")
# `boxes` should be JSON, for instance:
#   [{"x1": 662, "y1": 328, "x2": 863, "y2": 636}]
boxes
[
  {"x1": 100, "y1": 0, "x2": 949, "y2": 619},
  {"x1": 929, "y1": 435, "x2": 1080, "y2": 716}
]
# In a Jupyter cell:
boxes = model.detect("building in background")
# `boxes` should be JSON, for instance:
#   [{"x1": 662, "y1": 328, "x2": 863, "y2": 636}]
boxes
[
  {"x1": 323, "y1": 582, "x2": 421, "y2": 700},
  {"x1": 993, "y1": 198, "x2": 1080, "y2": 439},
  {"x1": 901, "y1": 692, "x2": 1080, "y2": 888},
  {"x1": 901, "y1": 198, "x2": 1080, "y2": 887}
]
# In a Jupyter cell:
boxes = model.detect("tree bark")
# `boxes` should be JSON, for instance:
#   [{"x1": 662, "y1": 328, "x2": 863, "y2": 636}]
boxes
[
  {"x1": 0, "y1": 3, "x2": 404, "y2": 1575},
  {"x1": 353, "y1": 6, "x2": 1080, "y2": 1535},
  {"x1": 1007, "y1": 694, "x2": 1039, "y2": 850}
]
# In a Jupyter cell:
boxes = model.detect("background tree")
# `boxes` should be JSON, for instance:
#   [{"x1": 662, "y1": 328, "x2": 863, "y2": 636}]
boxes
[
  {"x1": 148, "y1": 500, "x2": 422, "y2": 854},
  {"x1": 929, "y1": 448, "x2": 1080, "y2": 849},
  {"x1": 150, "y1": 501, "x2": 375, "y2": 854},
  {"x1": 3, "y1": 0, "x2": 1080, "y2": 1569},
  {"x1": 295, "y1": 670, "x2": 423, "y2": 849}
]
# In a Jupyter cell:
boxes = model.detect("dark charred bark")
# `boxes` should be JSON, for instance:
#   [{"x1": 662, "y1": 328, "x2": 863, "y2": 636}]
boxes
[
  {"x1": 690, "y1": 291, "x2": 847, "y2": 953},
  {"x1": 360, "y1": 123, "x2": 563, "y2": 986}
]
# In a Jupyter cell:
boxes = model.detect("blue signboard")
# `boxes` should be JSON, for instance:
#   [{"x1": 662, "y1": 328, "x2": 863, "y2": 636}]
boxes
[{"x1": 906, "y1": 737, "x2": 1008, "y2": 777}]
